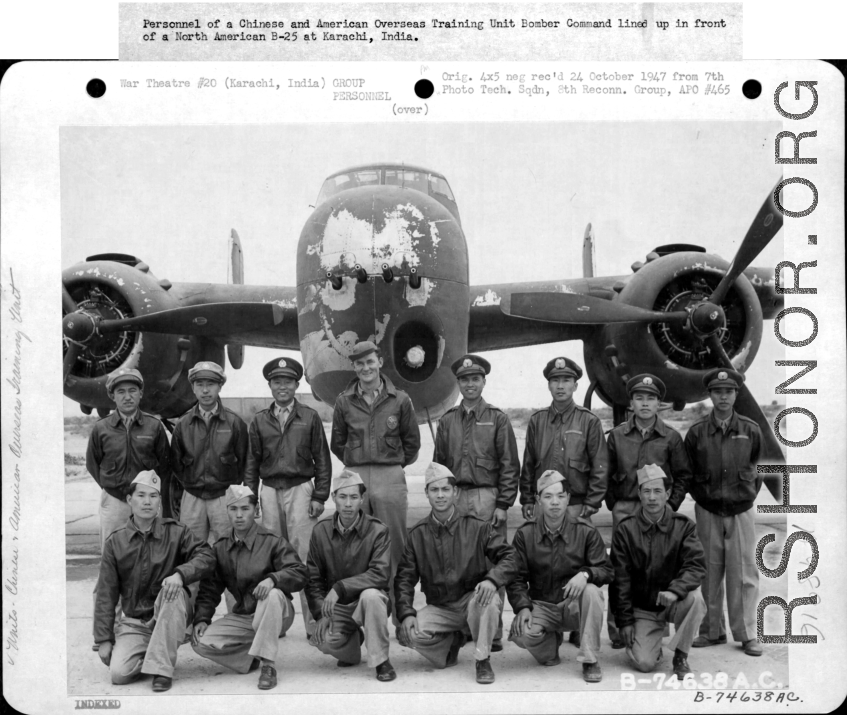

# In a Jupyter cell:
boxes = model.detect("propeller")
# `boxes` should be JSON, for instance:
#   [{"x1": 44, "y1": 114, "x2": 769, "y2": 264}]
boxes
[
  {"x1": 63, "y1": 302, "x2": 286, "y2": 338},
  {"x1": 502, "y1": 291, "x2": 690, "y2": 325}
]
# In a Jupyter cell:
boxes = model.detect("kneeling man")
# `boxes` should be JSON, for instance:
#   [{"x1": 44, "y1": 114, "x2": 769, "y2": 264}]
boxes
[
  {"x1": 610, "y1": 464, "x2": 706, "y2": 679},
  {"x1": 192, "y1": 485, "x2": 308, "y2": 690},
  {"x1": 508, "y1": 470, "x2": 611, "y2": 683},
  {"x1": 306, "y1": 469, "x2": 395, "y2": 681},
  {"x1": 395, "y1": 463, "x2": 517, "y2": 685},
  {"x1": 94, "y1": 471, "x2": 215, "y2": 692}
]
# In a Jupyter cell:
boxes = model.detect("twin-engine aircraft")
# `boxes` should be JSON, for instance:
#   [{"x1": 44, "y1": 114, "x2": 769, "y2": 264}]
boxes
[{"x1": 62, "y1": 162, "x2": 785, "y2": 497}]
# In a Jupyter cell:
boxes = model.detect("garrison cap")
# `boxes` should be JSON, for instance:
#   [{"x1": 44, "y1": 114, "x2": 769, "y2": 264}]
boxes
[
  {"x1": 537, "y1": 469, "x2": 569, "y2": 495},
  {"x1": 131, "y1": 470, "x2": 161, "y2": 493},
  {"x1": 627, "y1": 373, "x2": 666, "y2": 400},
  {"x1": 452, "y1": 354, "x2": 491, "y2": 378},
  {"x1": 263, "y1": 357, "x2": 303, "y2": 382},
  {"x1": 349, "y1": 341, "x2": 380, "y2": 362},
  {"x1": 425, "y1": 462, "x2": 455, "y2": 488},
  {"x1": 637, "y1": 463, "x2": 668, "y2": 488},
  {"x1": 332, "y1": 468, "x2": 366, "y2": 494},
  {"x1": 225, "y1": 485, "x2": 255, "y2": 506},
  {"x1": 543, "y1": 357, "x2": 583, "y2": 381},
  {"x1": 188, "y1": 361, "x2": 226, "y2": 385},
  {"x1": 106, "y1": 368, "x2": 144, "y2": 393},
  {"x1": 703, "y1": 368, "x2": 744, "y2": 390}
]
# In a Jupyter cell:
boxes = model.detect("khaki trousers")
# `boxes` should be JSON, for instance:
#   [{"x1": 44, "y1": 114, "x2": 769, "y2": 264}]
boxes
[
  {"x1": 308, "y1": 589, "x2": 390, "y2": 668},
  {"x1": 695, "y1": 505, "x2": 759, "y2": 643},
  {"x1": 607, "y1": 499, "x2": 641, "y2": 642},
  {"x1": 191, "y1": 590, "x2": 294, "y2": 673},
  {"x1": 110, "y1": 589, "x2": 192, "y2": 683},
  {"x1": 260, "y1": 481, "x2": 317, "y2": 636},
  {"x1": 455, "y1": 485, "x2": 505, "y2": 645},
  {"x1": 626, "y1": 589, "x2": 706, "y2": 672},
  {"x1": 509, "y1": 584, "x2": 604, "y2": 665},
  {"x1": 403, "y1": 591, "x2": 500, "y2": 668}
]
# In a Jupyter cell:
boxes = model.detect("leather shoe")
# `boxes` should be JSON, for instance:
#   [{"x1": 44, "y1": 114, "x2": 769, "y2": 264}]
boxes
[
  {"x1": 92, "y1": 643, "x2": 100, "y2": 652},
  {"x1": 692, "y1": 635, "x2": 727, "y2": 648},
  {"x1": 258, "y1": 664, "x2": 277, "y2": 690},
  {"x1": 568, "y1": 631, "x2": 580, "y2": 647},
  {"x1": 375, "y1": 659, "x2": 397, "y2": 682},
  {"x1": 446, "y1": 631, "x2": 463, "y2": 668},
  {"x1": 610, "y1": 638, "x2": 625, "y2": 650},
  {"x1": 672, "y1": 649, "x2": 692, "y2": 679},
  {"x1": 491, "y1": 641, "x2": 503, "y2": 653},
  {"x1": 743, "y1": 639, "x2": 763, "y2": 656},
  {"x1": 152, "y1": 675, "x2": 172, "y2": 692},
  {"x1": 475, "y1": 658, "x2": 495, "y2": 684},
  {"x1": 541, "y1": 653, "x2": 561, "y2": 667},
  {"x1": 337, "y1": 660, "x2": 356, "y2": 668},
  {"x1": 582, "y1": 662, "x2": 602, "y2": 683}
]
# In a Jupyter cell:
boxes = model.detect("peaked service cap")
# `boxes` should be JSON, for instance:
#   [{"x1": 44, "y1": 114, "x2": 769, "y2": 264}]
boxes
[
  {"x1": 106, "y1": 368, "x2": 144, "y2": 392},
  {"x1": 263, "y1": 357, "x2": 303, "y2": 381},
  {"x1": 451, "y1": 354, "x2": 491, "y2": 378},
  {"x1": 543, "y1": 357, "x2": 583, "y2": 381},
  {"x1": 626, "y1": 374, "x2": 666, "y2": 400},
  {"x1": 188, "y1": 361, "x2": 226, "y2": 384}
]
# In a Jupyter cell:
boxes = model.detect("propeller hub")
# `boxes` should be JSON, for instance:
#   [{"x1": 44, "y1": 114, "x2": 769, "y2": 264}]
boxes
[
  {"x1": 63, "y1": 311, "x2": 97, "y2": 343},
  {"x1": 690, "y1": 302, "x2": 725, "y2": 336}
]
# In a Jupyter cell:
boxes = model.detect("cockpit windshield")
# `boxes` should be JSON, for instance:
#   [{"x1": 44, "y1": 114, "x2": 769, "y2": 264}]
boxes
[{"x1": 315, "y1": 165, "x2": 461, "y2": 225}]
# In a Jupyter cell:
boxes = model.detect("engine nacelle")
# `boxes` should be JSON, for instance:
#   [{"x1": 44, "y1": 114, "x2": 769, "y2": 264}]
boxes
[
  {"x1": 62, "y1": 259, "x2": 197, "y2": 417},
  {"x1": 584, "y1": 251, "x2": 763, "y2": 407}
]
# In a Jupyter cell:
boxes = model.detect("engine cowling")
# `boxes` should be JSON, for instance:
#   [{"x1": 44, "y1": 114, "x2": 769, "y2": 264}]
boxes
[
  {"x1": 62, "y1": 257, "x2": 197, "y2": 417},
  {"x1": 583, "y1": 251, "x2": 763, "y2": 407}
]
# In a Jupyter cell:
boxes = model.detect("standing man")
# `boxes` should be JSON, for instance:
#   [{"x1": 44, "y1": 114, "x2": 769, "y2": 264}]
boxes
[
  {"x1": 245, "y1": 357, "x2": 331, "y2": 636},
  {"x1": 433, "y1": 354, "x2": 520, "y2": 652},
  {"x1": 330, "y1": 341, "x2": 421, "y2": 602},
  {"x1": 86, "y1": 368, "x2": 172, "y2": 554},
  {"x1": 94, "y1": 470, "x2": 215, "y2": 692},
  {"x1": 508, "y1": 470, "x2": 611, "y2": 682},
  {"x1": 306, "y1": 469, "x2": 396, "y2": 682},
  {"x1": 520, "y1": 357, "x2": 608, "y2": 647},
  {"x1": 684, "y1": 368, "x2": 763, "y2": 656},
  {"x1": 171, "y1": 361, "x2": 249, "y2": 547},
  {"x1": 86, "y1": 367, "x2": 172, "y2": 650},
  {"x1": 395, "y1": 463, "x2": 517, "y2": 685},
  {"x1": 605, "y1": 374, "x2": 692, "y2": 647},
  {"x1": 192, "y1": 485, "x2": 309, "y2": 690},
  {"x1": 610, "y1": 464, "x2": 707, "y2": 679}
]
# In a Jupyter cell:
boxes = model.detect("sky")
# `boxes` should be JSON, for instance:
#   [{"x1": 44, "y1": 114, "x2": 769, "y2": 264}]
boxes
[{"x1": 61, "y1": 121, "x2": 788, "y2": 414}]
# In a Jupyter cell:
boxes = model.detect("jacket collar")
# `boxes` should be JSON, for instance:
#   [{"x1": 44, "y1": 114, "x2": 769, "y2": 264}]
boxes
[
  {"x1": 636, "y1": 505, "x2": 671, "y2": 533},
  {"x1": 623, "y1": 414, "x2": 667, "y2": 437},
  {"x1": 227, "y1": 521, "x2": 259, "y2": 551},
  {"x1": 190, "y1": 399, "x2": 224, "y2": 423},
  {"x1": 270, "y1": 398, "x2": 299, "y2": 420},
  {"x1": 428, "y1": 507, "x2": 458, "y2": 535},
  {"x1": 333, "y1": 511, "x2": 365, "y2": 537},
  {"x1": 127, "y1": 515, "x2": 164, "y2": 540},
  {"x1": 462, "y1": 397, "x2": 489, "y2": 419},
  {"x1": 342, "y1": 374, "x2": 398, "y2": 399},
  {"x1": 707, "y1": 409, "x2": 738, "y2": 435},
  {"x1": 547, "y1": 399, "x2": 577, "y2": 423},
  {"x1": 108, "y1": 410, "x2": 145, "y2": 428},
  {"x1": 533, "y1": 512, "x2": 571, "y2": 543}
]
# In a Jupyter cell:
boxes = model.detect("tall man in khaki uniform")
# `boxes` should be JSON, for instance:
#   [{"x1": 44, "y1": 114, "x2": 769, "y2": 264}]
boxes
[
  {"x1": 508, "y1": 470, "x2": 611, "y2": 683},
  {"x1": 395, "y1": 463, "x2": 517, "y2": 685},
  {"x1": 245, "y1": 357, "x2": 331, "y2": 636},
  {"x1": 611, "y1": 464, "x2": 707, "y2": 679},
  {"x1": 192, "y1": 485, "x2": 309, "y2": 690},
  {"x1": 86, "y1": 367, "x2": 172, "y2": 650},
  {"x1": 605, "y1": 374, "x2": 692, "y2": 647},
  {"x1": 520, "y1": 357, "x2": 608, "y2": 647},
  {"x1": 684, "y1": 368, "x2": 763, "y2": 656},
  {"x1": 330, "y1": 341, "x2": 421, "y2": 609},
  {"x1": 171, "y1": 361, "x2": 249, "y2": 546},
  {"x1": 306, "y1": 469, "x2": 396, "y2": 682},
  {"x1": 94, "y1": 471, "x2": 215, "y2": 692},
  {"x1": 433, "y1": 353, "x2": 520, "y2": 651}
]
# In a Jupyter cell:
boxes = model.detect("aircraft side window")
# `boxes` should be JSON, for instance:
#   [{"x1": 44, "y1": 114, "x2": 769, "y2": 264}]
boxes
[
  {"x1": 429, "y1": 175, "x2": 455, "y2": 201},
  {"x1": 353, "y1": 170, "x2": 380, "y2": 187}
]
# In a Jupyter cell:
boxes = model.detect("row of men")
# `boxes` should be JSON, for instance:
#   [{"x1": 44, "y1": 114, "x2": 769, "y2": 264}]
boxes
[
  {"x1": 93, "y1": 461, "x2": 706, "y2": 690},
  {"x1": 86, "y1": 343, "x2": 764, "y2": 670}
]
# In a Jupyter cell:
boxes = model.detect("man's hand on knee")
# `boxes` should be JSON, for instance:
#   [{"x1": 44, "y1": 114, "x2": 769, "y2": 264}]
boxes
[
  {"x1": 313, "y1": 617, "x2": 332, "y2": 645},
  {"x1": 98, "y1": 641, "x2": 112, "y2": 666},
  {"x1": 621, "y1": 625, "x2": 634, "y2": 648},
  {"x1": 321, "y1": 588, "x2": 340, "y2": 618},
  {"x1": 511, "y1": 608, "x2": 532, "y2": 638},
  {"x1": 474, "y1": 579, "x2": 497, "y2": 607},
  {"x1": 160, "y1": 572, "x2": 184, "y2": 602},
  {"x1": 192, "y1": 622, "x2": 208, "y2": 645},
  {"x1": 253, "y1": 577, "x2": 275, "y2": 601},
  {"x1": 400, "y1": 616, "x2": 418, "y2": 646}
]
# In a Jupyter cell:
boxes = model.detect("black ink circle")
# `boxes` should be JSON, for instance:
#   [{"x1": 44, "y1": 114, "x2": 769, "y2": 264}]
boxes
[
  {"x1": 742, "y1": 79, "x2": 762, "y2": 99},
  {"x1": 87, "y1": 78, "x2": 107, "y2": 98},
  {"x1": 415, "y1": 79, "x2": 434, "y2": 99}
]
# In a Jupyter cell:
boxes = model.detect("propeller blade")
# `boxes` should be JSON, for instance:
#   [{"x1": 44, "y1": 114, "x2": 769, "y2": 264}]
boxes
[
  {"x1": 62, "y1": 284, "x2": 77, "y2": 314},
  {"x1": 63, "y1": 342, "x2": 81, "y2": 381},
  {"x1": 502, "y1": 291, "x2": 688, "y2": 325},
  {"x1": 704, "y1": 334, "x2": 784, "y2": 499},
  {"x1": 98, "y1": 302, "x2": 285, "y2": 336},
  {"x1": 709, "y1": 180, "x2": 784, "y2": 306}
]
